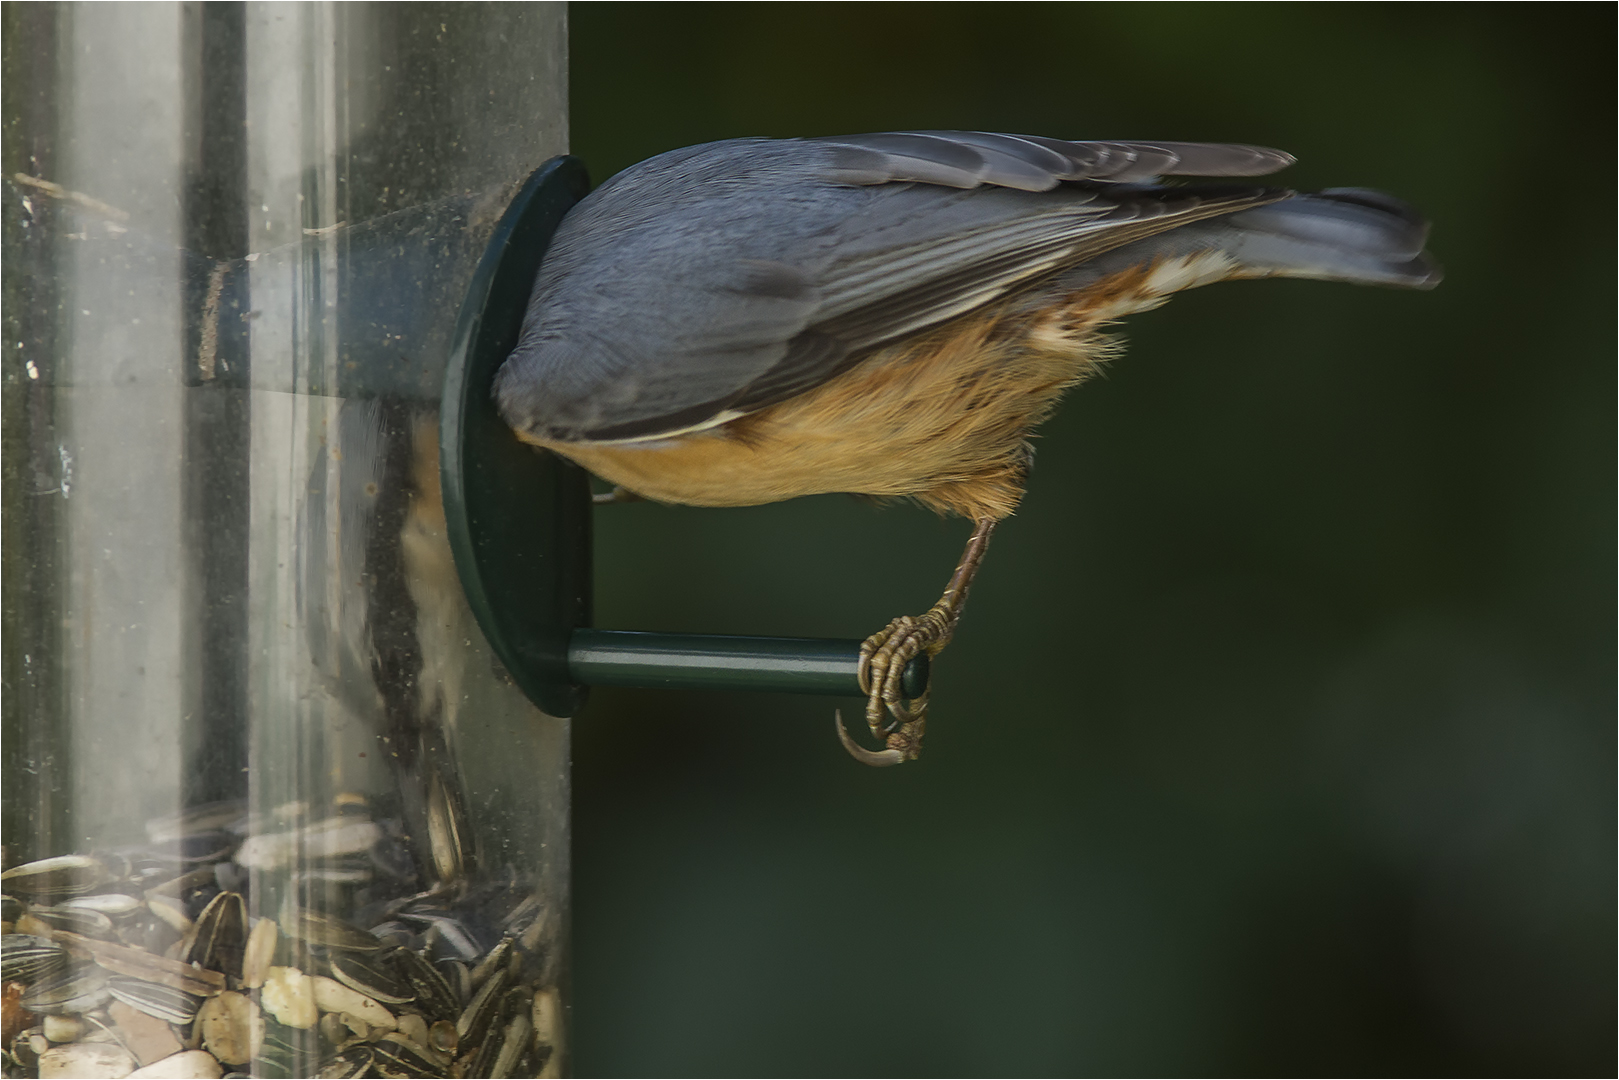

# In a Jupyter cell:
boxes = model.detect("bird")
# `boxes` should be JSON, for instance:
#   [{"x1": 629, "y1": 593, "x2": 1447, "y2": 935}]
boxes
[{"x1": 492, "y1": 131, "x2": 1441, "y2": 766}]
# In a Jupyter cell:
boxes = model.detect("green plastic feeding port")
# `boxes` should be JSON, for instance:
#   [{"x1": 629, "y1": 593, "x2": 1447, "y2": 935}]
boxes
[
  {"x1": 570, "y1": 630, "x2": 930, "y2": 699},
  {"x1": 440, "y1": 156, "x2": 928, "y2": 718}
]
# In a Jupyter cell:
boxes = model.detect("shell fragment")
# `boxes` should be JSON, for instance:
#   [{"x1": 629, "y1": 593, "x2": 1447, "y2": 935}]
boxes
[{"x1": 260, "y1": 966, "x2": 318, "y2": 1029}]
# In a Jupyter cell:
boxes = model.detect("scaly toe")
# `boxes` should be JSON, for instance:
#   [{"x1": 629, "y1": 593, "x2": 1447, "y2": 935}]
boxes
[{"x1": 858, "y1": 615, "x2": 913, "y2": 695}]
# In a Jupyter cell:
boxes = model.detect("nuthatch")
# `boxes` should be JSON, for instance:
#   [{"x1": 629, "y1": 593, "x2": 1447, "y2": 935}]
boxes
[{"x1": 494, "y1": 132, "x2": 1441, "y2": 766}]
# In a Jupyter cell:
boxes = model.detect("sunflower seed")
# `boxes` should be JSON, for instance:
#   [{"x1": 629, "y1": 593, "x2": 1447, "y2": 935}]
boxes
[
  {"x1": 489, "y1": 998, "x2": 533, "y2": 1079},
  {"x1": 240, "y1": 918, "x2": 278, "y2": 990},
  {"x1": 183, "y1": 891, "x2": 245, "y2": 983},
  {"x1": 29, "y1": 906, "x2": 115, "y2": 939},
  {"x1": 437, "y1": 958, "x2": 470, "y2": 1004},
  {"x1": 328, "y1": 952, "x2": 412, "y2": 1006},
  {"x1": 499, "y1": 892, "x2": 543, "y2": 934},
  {"x1": 20, "y1": 964, "x2": 109, "y2": 1013},
  {"x1": 49, "y1": 928, "x2": 224, "y2": 996},
  {"x1": 315, "y1": 1044, "x2": 372, "y2": 1079},
  {"x1": 389, "y1": 948, "x2": 459, "y2": 1022},
  {"x1": 454, "y1": 961, "x2": 509, "y2": 1051},
  {"x1": 531, "y1": 985, "x2": 561, "y2": 1051},
  {"x1": 289, "y1": 912, "x2": 383, "y2": 952},
  {"x1": 1, "y1": 934, "x2": 70, "y2": 983},
  {"x1": 400, "y1": 913, "x2": 481, "y2": 962},
  {"x1": 253, "y1": 1020, "x2": 309, "y2": 1078},
  {"x1": 106, "y1": 976, "x2": 202, "y2": 1025},
  {"x1": 144, "y1": 894, "x2": 192, "y2": 935},
  {"x1": 57, "y1": 893, "x2": 144, "y2": 919},
  {"x1": 467, "y1": 936, "x2": 513, "y2": 991},
  {"x1": 1, "y1": 856, "x2": 107, "y2": 899},
  {"x1": 371, "y1": 1033, "x2": 444, "y2": 1079},
  {"x1": 9, "y1": 801, "x2": 566, "y2": 1080},
  {"x1": 463, "y1": 1015, "x2": 503, "y2": 1080},
  {"x1": 237, "y1": 819, "x2": 380, "y2": 872},
  {"x1": 144, "y1": 800, "x2": 248, "y2": 844},
  {"x1": 425, "y1": 772, "x2": 470, "y2": 886}
]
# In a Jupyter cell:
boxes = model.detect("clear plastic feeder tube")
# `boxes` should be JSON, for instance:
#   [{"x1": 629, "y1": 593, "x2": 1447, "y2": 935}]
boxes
[{"x1": 3, "y1": 5, "x2": 570, "y2": 1077}]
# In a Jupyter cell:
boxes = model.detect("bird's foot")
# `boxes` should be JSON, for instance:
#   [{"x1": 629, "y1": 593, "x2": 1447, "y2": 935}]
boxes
[
  {"x1": 835, "y1": 605, "x2": 957, "y2": 766},
  {"x1": 834, "y1": 517, "x2": 997, "y2": 768}
]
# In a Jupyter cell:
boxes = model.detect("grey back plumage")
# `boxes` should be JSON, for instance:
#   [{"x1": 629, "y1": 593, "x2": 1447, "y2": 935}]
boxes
[{"x1": 495, "y1": 133, "x2": 1436, "y2": 444}]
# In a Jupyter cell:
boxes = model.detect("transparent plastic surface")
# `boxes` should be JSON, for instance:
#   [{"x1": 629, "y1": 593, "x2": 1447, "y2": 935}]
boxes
[{"x1": 3, "y1": 5, "x2": 569, "y2": 1076}]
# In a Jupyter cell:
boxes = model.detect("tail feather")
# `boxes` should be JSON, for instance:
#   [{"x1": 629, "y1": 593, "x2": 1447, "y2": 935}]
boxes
[
  {"x1": 1216, "y1": 189, "x2": 1442, "y2": 289},
  {"x1": 1044, "y1": 185, "x2": 1442, "y2": 302}
]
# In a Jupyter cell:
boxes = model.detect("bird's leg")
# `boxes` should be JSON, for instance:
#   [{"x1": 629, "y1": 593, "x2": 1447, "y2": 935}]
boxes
[{"x1": 838, "y1": 517, "x2": 997, "y2": 766}]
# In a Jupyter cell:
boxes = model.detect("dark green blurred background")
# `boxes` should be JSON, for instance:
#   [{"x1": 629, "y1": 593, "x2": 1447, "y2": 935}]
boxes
[{"x1": 565, "y1": 6, "x2": 1614, "y2": 1075}]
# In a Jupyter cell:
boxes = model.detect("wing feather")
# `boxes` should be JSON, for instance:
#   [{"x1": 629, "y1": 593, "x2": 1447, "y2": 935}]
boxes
[
  {"x1": 730, "y1": 187, "x2": 1285, "y2": 413},
  {"x1": 497, "y1": 133, "x2": 1299, "y2": 443},
  {"x1": 812, "y1": 132, "x2": 1295, "y2": 188}
]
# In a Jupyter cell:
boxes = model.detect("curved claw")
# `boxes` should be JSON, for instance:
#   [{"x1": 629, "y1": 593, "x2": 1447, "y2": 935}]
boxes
[
  {"x1": 883, "y1": 691, "x2": 923, "y2": 726},
  {"x1": 835, "y1": 709, "x2": 905, "y2": 767}
]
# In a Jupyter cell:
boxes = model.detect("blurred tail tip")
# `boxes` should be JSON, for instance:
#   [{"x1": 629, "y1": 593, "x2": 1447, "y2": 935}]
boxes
[
  {"x1": 1218, "y1": 186, "x2": 1442, "y2": 290},
  {"x1": 1401, "y1": 254, "x2": 1444, "y2": 290}
]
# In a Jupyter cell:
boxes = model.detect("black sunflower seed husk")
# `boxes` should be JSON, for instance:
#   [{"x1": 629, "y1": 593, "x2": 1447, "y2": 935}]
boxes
[
  {"x1": 372, "y1": 1036, "x2": 443, "y2": 1079},
  {"x1": 186, "y1": 890, "x2": 246, "y2": 984},
  {"x1": 291, "y1": 911, "x2": 385, "y2": 952},
  {"x1": 1, "y1": 935, "x2": 69, "y2": 984},
  {"x1": 315, "y1": 1045, "x2": 374, "y2": 1080},
  {"x1": 106, "y1": 976, "x2": 204, "y2": 1025},
  {"x1": 328, "y1": 950, "x2": 413, "y2": 1005},
  {"x1": 389, "y1": 947, "x2": 460, "y2": 1022},
  {"x1": 0, "y1": 855, "x2": 107, "y2": 898},
  {"x1": 28, "y1": 905, "x2": 116, "y2": 940}
]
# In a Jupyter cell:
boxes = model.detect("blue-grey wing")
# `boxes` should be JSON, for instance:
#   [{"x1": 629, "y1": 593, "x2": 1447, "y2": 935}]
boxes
[{"x1": 495, "y1": 134, "x2": 1295, "y2": 443}]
